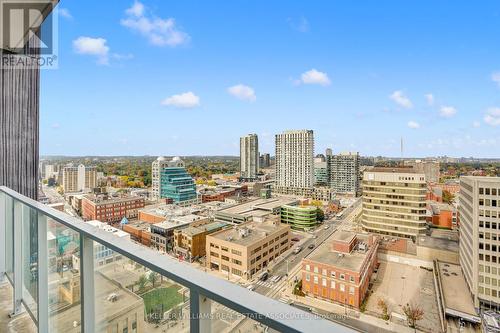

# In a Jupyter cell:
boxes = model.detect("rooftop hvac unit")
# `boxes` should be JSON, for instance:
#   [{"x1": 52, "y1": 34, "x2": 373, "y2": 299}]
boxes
[{"x1": 239, "y1": 228, "x2": 250, "y2": 238}]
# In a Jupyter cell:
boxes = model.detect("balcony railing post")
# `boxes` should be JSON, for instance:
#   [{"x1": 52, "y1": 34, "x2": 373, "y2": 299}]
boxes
[
  {"x1": 189, "y1": 288, "x2": 211, "y2": 333},
  {"x1": 37, "y1": 213, "x2": 48, "y2": 333},
  {"x1": 0, "y1": 193, "x2": 5, "y2": 282},
  {"x1": 80, "y1": 234, "x2": 95, "y2": 333},
  {"x1": 11, "y1": 200, "x2": 23, "y2": 316}
]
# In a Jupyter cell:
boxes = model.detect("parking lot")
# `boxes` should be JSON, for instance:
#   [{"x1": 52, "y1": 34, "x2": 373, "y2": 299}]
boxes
[{"x1": 365, "y1": 261, "x2": 440, "y2": 332}]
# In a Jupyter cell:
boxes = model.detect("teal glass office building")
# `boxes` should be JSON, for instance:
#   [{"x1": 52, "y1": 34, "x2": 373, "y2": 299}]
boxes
[{"x1": 160, "y1": 167, "x2": 197, "y2": 202}]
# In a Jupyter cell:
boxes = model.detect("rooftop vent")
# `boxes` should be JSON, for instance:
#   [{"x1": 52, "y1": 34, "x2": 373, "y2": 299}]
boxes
[{"x1": 107, "y1": 293, "x2": 118, "y2": 302}]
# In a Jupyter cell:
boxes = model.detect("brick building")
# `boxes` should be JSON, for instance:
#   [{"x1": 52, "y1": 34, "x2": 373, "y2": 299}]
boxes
[
  {"x1": 301, "y1": 231, "x2": 379, "y2": 308},
  {"x1": 81, "y1": 194, "x2": 145, "y2": 223}
]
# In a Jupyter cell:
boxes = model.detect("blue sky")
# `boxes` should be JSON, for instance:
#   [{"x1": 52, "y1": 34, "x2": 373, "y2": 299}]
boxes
[{"x1": 41, "y1": 1, "x2": 500, "y2": 157}]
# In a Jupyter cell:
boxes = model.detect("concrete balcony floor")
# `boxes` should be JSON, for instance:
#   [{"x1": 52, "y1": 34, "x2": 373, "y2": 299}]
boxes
[{"x1": 0, "y1": 281, "x2": 36, "y2": 333}]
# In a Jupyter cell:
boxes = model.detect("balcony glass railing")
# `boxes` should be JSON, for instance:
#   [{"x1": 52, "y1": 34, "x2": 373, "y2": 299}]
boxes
[{"x1": 0, "y1": 186, "x2": 355, "y2": 333}]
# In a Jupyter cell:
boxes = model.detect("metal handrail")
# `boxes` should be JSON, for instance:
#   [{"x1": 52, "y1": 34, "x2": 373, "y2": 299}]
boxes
[{"x1": 0, "y1": 186, "x2": 356, "y2": 333}]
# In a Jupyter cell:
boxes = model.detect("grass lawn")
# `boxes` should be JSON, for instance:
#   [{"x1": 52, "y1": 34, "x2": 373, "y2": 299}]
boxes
[{"x1": 142, "y1": 285, "x2": 184, "y2": 314}]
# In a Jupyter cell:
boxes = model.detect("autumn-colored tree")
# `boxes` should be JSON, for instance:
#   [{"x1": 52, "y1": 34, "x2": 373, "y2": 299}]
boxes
[
  {"x1": 377, "y1": 298, "x2": 389, "y2": 320},
  {"x1": 442, "y1": 190, "x2": 455, "y2": 204},
  {"x1": 402, "y1": 303, "x2": 424, "y2": 330}
]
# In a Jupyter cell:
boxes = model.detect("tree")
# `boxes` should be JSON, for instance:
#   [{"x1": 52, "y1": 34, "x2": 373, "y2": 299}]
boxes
[
  {"x1": 137, "y1": 274, "x2": 148, "y2": 292},
  {"x1": 377, "y1": 298, "x2": 389, "y2": 321},
  {"x1": 442, "y1": 190, "x2": 455, "y2": 204},
  {"x1": 148, "y1": 272, "x2": 159, "y2": 288},
  {"x1": 316, "y1": 208, "x2": 325, "y2": 222},
  {"x1": 402, "y1": 303, "x2": 424, "y2": 330}
]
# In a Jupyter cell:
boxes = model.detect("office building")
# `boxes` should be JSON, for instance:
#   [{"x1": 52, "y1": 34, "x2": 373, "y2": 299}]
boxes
[
  {"x1": 62, "y1": 164, "x2": 97, "y2": 193},
  {"x1": 206, "y1": 220, "x2": 291, "y2": 280},
  {"x1": 81, "y1": 194, "x2": 145, "y2": 223},
  {"x1": 151, "y1": 156, "x2": 170, "y2": 201},
  {"x1": 361, "y1": 168, "x2": 427, "y2": 240},
  {"x1": 314, "y1": 161, "x2": 328, "y2": 186},
  {"x1": 160, "y1": 157, "x2": 197, "y2": 203},
  {"x1": 280, "y1": 204, "x2": 318, "y2": 231},
  {"x1": 327, "y1": 152, "x2": 360, "y2": 195},
  {"x1": 240, "y1": 134, "x2": 259, "y2": 180},
  {"x1": 260, "y1": 153, "x2": 271, "y2": 168},
  {"x1": 459, "y1": 176, "x2": 500, "y2": 309},
  {"x1": 275, "y1": 130, "x2": 314, "y2": 190},
  {"x1": 301, "y1": 232, "x2": 379, "y2": 309},
  {"x1": 150, "y1": 216, "x2": 209, "y2": 253},
  {"x1": 404, "y1": 160, "x2": 440, "y2": 183}
]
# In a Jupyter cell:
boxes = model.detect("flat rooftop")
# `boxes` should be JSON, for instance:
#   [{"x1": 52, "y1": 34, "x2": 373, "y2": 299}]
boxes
[
  {"x1": 209, "y1": 221, "x2": 288, "y2": 247},
  {"x1": 332, "y1": 230, "x2": 356, "y2": 243},
  {"x1": 50, "y1": 272, "x2": 143, "y2": 332},
  {"x1": 417, "y1": 234, "x2": 458, "y2": 253},
  {"x1": 436, "y1": 261, "x2": 480, "y2": 323},
  {"x1": 370, "y1": 167, "x2": 418, "y2": 173},
  {"x1": 307, "y1": 233, "x2": 374, "y2": 272},
  {"x1": 217, "y1": 197, "x2": 298, "y2": 216},
  {"x1": 153, "y1": 214, "x2": 207, "y2": 230},
  {"x1": 180, "y1": 221, "x2": 228, "y2": 237}
]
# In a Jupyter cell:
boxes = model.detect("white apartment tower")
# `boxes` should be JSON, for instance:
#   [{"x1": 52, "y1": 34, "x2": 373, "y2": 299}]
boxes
[
  {"x1": 327, "y1": 152, "x2": 360, "y2": 195},
  {"x1": 62, "y1": 164, "x2": 97, "y2": 193},
  {"x1": 240, "y1": 134, "x2": 259, "y2": 180},
  {"x1": 459, "y1": 176, "x2": 500, "y2": 309},
  {"x1": 151, "y1": 156, "x2": 169, "y2": 201},
  {"x1": 275, "y1": 130, "x2": 314, "y2": 189}
]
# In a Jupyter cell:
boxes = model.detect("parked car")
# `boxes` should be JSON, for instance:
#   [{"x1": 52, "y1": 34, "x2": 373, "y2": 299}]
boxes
[
  {"x1": 323, "y1": 225, "x2": 329, "y2": 230},
  {"x1": 308, "y1": 244, "x2": 315, "y2": 249},
  {"x1": 259, "y1": 271, "x2": 269, "y2": 281},
  {"x1": 291, "y1": 237, "x2": 300, "y2": 242},
  {"x1": 247, "y1": 284, "x2": 256, "y2": 291},
  {"x1": 293, "y1": 246, "x2": 302, "y2": 254}
]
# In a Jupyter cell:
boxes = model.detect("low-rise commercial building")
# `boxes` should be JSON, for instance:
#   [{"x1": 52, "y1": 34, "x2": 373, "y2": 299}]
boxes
[
  {"x1": 173, "y1": 221, "x2": 228, "y2": 261},
  {"x1": 81, "y1": 194, "x2": 145, "y2": 223},
  {"x1": 199, "y1": 184, "x2": 248, "y2": 203},
  {"x1": 214, "y1": 197, "x2": 298, "y2": 224},
  {"x1": 301, "y1": 231, "x2": 379, "y2": 309},
  {"x1": 122, "y1": 221, "x2": 152, "y2": 247},
  {"x1": 280, "y1": 204, "x2": 318, "y2": 231},
  {"x1": 206, "y1": 220, "x2": 291, "y2": 280},
  {"x1": 150, "y1": 216, "x2": 209, "y2": 253}
]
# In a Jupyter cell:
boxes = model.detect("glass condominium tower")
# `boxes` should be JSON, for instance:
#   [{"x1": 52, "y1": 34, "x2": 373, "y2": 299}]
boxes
[{"x1": 159, "y1": 157, "x2": 197, "y2": 203}]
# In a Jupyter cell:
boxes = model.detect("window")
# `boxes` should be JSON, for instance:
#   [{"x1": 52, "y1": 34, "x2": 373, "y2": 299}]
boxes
[
  {"x1": 306, "y1": 273, "x2": 310, "y2": 281},
  {"x1": 231, "y1": 249, "x2": 242, "y2": 256},
  {"x1": 305, "y1": 264, "x2": 310, "y2": 271},
  {"x1": 331, "y1": 271, "x2": 336, "y2": 278},
  {"x1": 322, "y1": 278, "x2": 327, "y2": 286},
  {"x1": 131, "y1": 314, "x2": 137, "y2": 333},
  {"x1": 122, "y1": 318, "x2": 128, "y2": 333},
  {"x1": 322, "y1": 268, "x2": 327, "y2": 276},
  {"x1": 350, "y1": 276, "x2": 355, "y2": 283},
  {"x1": 331, "y1": 281, "x2": 336, "y2": 289},
  {"x1": 313, "y1": 276, "x2": 318, "y2": 284},
  {"x1": 314, "y1": 266, "x2": 319, "y2": 273},
  {"x1": 349, "y1": 286, "x2": 355, "y2": 295},
  {"x1": 340, "y1": 284, "x2": 345, "y2": 292},
  {"x1": 340, "y1": 274, "x2": 345, "y2": 280}
]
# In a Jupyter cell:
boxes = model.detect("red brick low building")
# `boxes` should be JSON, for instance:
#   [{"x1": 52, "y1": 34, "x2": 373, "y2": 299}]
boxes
[
  {"x1": 82, "y1": 194, "x2": 145, "y2": 223},
  {"x1": 301, "y1": 231, "x2": 379, "y2": 309},
  {"x1": 199, "y1": 185, "x2": 248, "y2": 203}
]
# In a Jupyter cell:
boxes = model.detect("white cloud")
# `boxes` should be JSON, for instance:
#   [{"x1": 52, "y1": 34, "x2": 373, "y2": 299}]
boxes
[
  {"x1": 227, "y1": 84, "x2": 256, "y2": 102},
  {"x1": 125, "y1": 1, "x2": 144, "y2": 17},
  {"x1": 300, "y1": 69, "x2": 331, "y2": 86},
  {"x1": 425, "y1": 93, "x2": 434, "y2": 106},
  {"x1": 389, "y1": 90, "x2": 413, "y2": 108},
  {"x1": 491, "y1": 72, "x2": 500, "y2": 87},
  {"x1": 484, "y1": 107, "x2": 500, "y2": 126},
  {"x1": 439, "y1": 106, "x2": 457, "y2": 118},
  {"x1": 161, "y1": 92, "x2": 200, "y2": 108},
  {"x1": 473, "y1": 120, "x2": 481, "y2": 128},
  {"x1": 121, "y1": 1, "x2": 190, "y2": 47},
  {"x1": 59, "y1": 8, "x2": 72, "y2": 19},
  {"x1": 73, "y1": 37, "x2": 110, "y2": 65},
  {"x1": 407, "y1": 121, "x2": 420, "y2": 129}
]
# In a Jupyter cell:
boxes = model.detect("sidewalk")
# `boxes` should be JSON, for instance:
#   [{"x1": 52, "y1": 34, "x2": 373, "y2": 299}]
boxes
[{"x1": 284, "y1": 289, "x2": 417, "y2": 333}]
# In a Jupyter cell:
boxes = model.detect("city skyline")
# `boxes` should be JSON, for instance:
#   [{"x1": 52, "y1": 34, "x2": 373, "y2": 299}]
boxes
[{"x1": 41, "y1": 1, "x2": 500, "y2": 157}]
